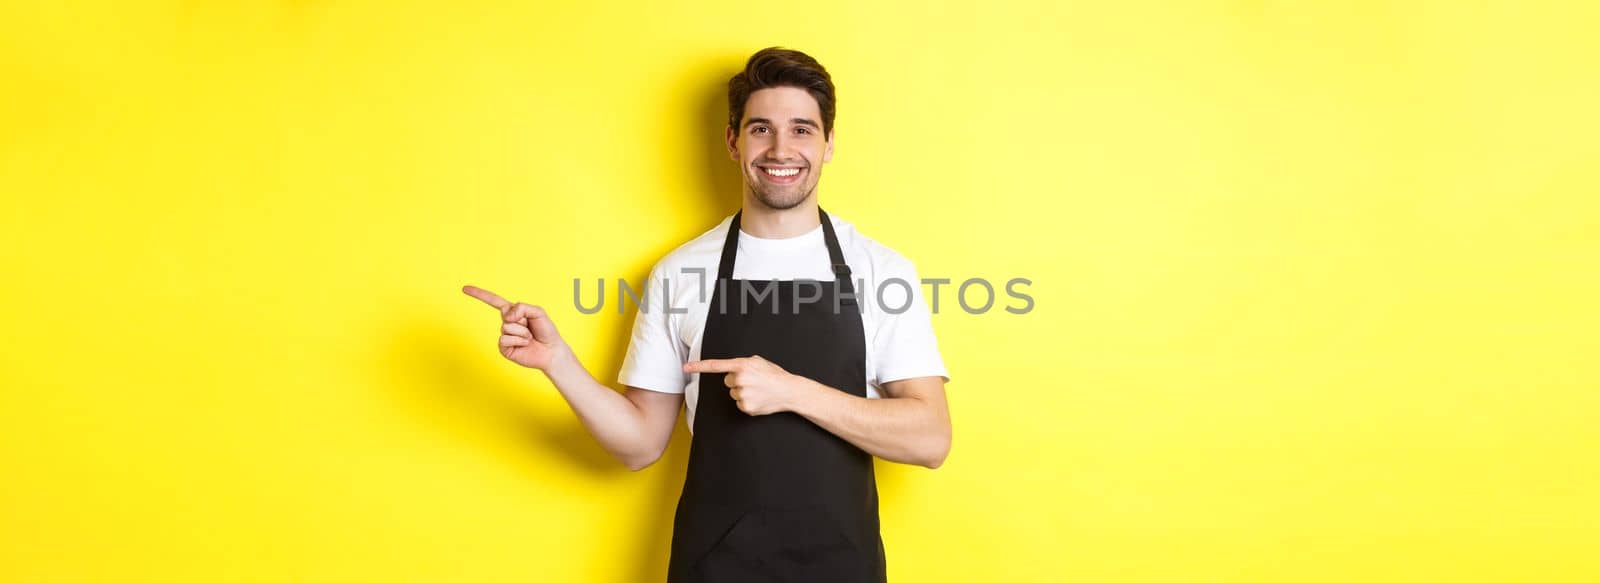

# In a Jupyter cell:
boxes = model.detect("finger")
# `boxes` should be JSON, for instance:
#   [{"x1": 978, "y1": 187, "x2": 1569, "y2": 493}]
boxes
[
  {"x1": 500, "y1": 334, "x2": 530, "y2": 348},
  {"x1": 684, "y1": 358, "x2": 743, "y2": 374},
  {"x1": 502, "y1": 321, "x2": 532, "y2": 338},
  {"x1": 505, "y1": 302, "x2": 547, "y2": 324},
  {"x1": 723, "y1": 372, "x2": 737, "y2": 388},
  {"x1": 507, "y1": 303, "x2": 560, "y2": 340},
  {"x1": 463, "y1": 285, "x2": 512, "y2": 310},
  {"x1": 729, "y1": 387, "x2": 742, "y2": 402},
  {"x1": 527, "y1": 315, "x2": 559, "y2": 341}
]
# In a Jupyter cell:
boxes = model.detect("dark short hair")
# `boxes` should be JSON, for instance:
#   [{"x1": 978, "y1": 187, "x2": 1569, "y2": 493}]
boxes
[{"x1": 727, "y1": 47, "x2": 836, "y2": 136}]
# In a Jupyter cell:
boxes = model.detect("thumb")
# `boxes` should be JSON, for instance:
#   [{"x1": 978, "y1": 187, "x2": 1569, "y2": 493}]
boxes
[
  {"x1": 526, "y1": 312, "x2": 561, "y2": 343},
  {"x1": 507, "y1": 303, "x2": 561, "y2": 342}
]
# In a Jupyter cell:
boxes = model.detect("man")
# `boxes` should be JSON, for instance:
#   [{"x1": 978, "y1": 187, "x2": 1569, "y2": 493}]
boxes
[{"x1": 462, "y1": 47, "x2": 950, "y2": 582}]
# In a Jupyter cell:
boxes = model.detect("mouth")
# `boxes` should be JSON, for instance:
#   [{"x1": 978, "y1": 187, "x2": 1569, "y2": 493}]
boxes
[{"x1": 756, "y1": 165, "x2": 805, "y2": 185}]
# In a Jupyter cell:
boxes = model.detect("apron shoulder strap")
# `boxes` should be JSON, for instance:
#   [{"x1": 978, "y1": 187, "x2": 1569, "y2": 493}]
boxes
[
  {"x1": 716, "y1": 211, "x2": 742, "y2": 281},
  {"x1": 818, "y1": 207, "x2": 858, "y2": 304}
]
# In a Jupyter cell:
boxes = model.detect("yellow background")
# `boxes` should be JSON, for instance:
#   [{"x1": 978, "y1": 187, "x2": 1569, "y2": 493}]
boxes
[{"x1": 3, "y1": 1, "x2": 1597, "y2": 581}]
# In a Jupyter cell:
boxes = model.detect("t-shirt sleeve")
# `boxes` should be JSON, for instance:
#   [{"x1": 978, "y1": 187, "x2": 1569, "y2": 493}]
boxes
[
  {"x1": 617, "y1": 259, "x2": 689, "y2": 394},
  {"x1": 870, "y1": 255, "x2": 951, "y2": 387}
]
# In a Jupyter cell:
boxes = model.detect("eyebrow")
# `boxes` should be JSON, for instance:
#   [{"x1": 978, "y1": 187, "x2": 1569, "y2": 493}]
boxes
[{"x1": 744, "y1": 117, "x2": 821, "y2": 130}]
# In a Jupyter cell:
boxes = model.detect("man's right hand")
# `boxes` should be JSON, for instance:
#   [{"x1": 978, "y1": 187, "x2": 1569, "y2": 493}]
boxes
[
  {"x1": 462, "y1": 284, "x2": 680, "y2": 471},
  {"x1": 462, "y1": 285, "x2": 566, "y2": 371}
]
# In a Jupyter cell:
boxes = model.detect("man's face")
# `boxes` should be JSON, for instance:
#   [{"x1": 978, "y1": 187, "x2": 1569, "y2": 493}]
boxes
[{"x1": 726, "y1": 87, "x2": 834, "y2": 211}]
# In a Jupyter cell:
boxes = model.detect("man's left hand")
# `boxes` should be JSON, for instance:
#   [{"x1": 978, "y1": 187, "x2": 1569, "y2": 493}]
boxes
[{"x1": 683, "y1": 355, "x2": 811, "y2": 416}]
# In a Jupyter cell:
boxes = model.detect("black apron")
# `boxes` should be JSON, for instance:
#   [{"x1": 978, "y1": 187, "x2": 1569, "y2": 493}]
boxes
[{"x1": 666, "y1": 207, "x2": 886, "y2": 583}]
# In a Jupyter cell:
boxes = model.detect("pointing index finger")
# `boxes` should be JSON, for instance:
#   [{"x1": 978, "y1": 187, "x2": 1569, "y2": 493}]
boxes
[
  {"x1": 462, "y1": 285, "x2": 511, "y2": 310},
  {"x1": 683, "y1": 358, "x2": 743, "y2": 374}
]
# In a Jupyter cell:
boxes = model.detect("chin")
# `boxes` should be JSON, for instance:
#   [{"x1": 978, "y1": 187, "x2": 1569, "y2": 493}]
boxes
[{"x1": 754, "y1": 189, "x2": 811, "y2": 210}]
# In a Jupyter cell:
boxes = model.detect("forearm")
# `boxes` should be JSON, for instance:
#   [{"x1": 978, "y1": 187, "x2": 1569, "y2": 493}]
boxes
[
  {"x1": 539, "y1": 345, "x2": 653, "y2": 467},
  {"x1": 787, "y1": 378, "x2": 951, "y2": 468}
]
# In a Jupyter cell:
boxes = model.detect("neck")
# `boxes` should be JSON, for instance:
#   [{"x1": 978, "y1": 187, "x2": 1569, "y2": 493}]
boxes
[{"x1": 739, "y1": 193, "x2": 821, "y2": 239}]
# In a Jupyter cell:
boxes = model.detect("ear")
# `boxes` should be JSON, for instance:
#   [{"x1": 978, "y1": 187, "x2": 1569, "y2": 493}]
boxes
[
  {"x1": 725, "y1": 126, "x2": 740, "y2": 161},
  {"x1": 823, "y1": 129, "x2": 834, "y2": 163}
]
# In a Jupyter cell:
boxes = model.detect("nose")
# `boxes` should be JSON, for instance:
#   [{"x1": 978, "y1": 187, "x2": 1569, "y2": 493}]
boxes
[{"x1": 770, "y1": 131, "x2": 796, "y2": 162}]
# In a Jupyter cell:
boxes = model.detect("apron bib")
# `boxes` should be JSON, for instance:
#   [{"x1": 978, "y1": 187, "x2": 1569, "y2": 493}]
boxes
[{"x1": 666, "y1": 208, "x2": 886, "y2": 583}]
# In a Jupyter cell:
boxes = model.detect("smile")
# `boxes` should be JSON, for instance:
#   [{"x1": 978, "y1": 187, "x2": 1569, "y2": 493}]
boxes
[{"x1": 758, "y1": 166, "x2": 805, "y2": 184}]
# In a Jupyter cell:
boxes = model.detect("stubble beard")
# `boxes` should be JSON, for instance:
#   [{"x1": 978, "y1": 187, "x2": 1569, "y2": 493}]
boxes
[{"x1": 748, "y1": 177, "x2": 817, "y2": 211}]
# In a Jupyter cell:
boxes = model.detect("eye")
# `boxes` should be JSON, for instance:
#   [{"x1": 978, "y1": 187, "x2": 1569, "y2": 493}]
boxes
[
  {"x1": 751, "y1": 126, "x2": 769, "y2": 135},
  {"x1": 795, "y1": 127, "x2": 810, "y2": 135}
]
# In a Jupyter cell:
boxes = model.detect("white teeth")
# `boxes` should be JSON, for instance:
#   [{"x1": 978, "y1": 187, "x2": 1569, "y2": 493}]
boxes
[{"x1": 763, "y1": 167, "x2": 800, "y2": 177}]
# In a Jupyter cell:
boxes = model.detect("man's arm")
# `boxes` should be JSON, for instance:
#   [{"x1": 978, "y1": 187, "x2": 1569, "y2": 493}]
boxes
[
  {"x1": 787, "y1": 375, "x2": 951, "y2": 469},
  {"x1": 542, "y1": 347, "x2": 683, "y2": 471},
  {"x1": 684, "y1": 356, "x2": 951, "y2": 468},
  {"x1": 463, "y1": 285, "x2": 681, "y2": 471}
]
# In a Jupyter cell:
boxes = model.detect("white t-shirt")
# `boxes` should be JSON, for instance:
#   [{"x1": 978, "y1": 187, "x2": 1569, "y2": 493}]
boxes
[{"x1": 617, "y1": 212, "x2": 949, "y2": 434}]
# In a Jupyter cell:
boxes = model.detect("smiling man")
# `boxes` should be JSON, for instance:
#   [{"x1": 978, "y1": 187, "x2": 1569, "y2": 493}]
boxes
[{"x1": 462, "y1": 47, "x2": 950, "y2": 582}]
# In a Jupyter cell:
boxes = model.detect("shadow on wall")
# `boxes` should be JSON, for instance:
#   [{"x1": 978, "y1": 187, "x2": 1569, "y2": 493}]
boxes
[{"x1": 690, "y1": 56, "x2": 746, "y2": 225}]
